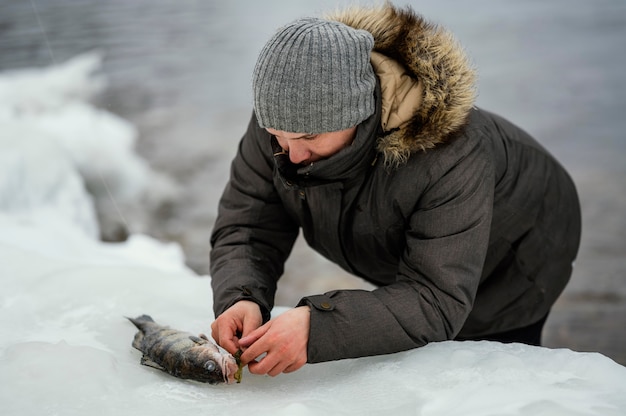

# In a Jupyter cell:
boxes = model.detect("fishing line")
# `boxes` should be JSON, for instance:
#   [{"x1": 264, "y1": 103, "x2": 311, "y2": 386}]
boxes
[
  {"x1": 29, "y1": 0, "x2": 131, "y2": 233},
  {"x1": 29, "y1": 0, "x2": 55, "y2": 63}
]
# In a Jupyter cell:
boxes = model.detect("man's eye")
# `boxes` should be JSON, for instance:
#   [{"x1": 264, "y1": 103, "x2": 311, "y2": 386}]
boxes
[{"x1": 303, "y1": 135, "x2": 317, "y2": 141}]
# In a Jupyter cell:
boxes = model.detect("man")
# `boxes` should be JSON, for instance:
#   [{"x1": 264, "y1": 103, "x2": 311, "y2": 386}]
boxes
[{"x1": 210, "y1": 4, "x2": 581, "y2": 377}]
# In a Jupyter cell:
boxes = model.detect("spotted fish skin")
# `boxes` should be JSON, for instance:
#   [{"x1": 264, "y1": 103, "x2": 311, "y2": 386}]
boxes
[{"x1": 127, "y1": 314, "x2": 238, "y2": 384}]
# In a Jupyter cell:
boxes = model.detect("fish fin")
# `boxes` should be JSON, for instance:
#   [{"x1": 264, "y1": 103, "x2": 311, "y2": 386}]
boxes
[
  {"x1": 189, "y1": 335, "x2": 209, "y2": 345},
  {"x1": 131, "y1": 332, "x2": 144, "y2": 350},
  {"x1": 140, "y1": 355, "x2": 165, "y2": 371},
  {"x1": 126, "y1": 314, "x2": 155, "y2": 330}
]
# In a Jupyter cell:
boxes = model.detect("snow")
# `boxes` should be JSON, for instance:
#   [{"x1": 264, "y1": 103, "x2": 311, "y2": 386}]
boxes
[{"x1": 1, "y1": 52, "x2": 625, "y2": 416}]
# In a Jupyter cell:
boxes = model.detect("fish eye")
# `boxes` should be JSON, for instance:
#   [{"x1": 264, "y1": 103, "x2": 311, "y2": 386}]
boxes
[{"x1": 204, "y1": 360, "x2": 216, "y2": 372}]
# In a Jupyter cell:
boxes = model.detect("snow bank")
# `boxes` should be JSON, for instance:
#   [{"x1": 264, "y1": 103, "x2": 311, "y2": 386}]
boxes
[
  {"x1": 0, "y1": 53, "x2": 177, "y2": 238},
  {"x1": 1, "y1": 55, "x2": 625, "y2": 416}
]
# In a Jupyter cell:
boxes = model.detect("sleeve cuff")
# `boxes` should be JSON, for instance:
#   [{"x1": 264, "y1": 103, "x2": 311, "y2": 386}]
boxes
[
  {"x1": 223, "y1": 285, "x2": 272, "y2": 323},
  {"x1": 297, "y1": 294, "x2": 335, "y2": 311}
]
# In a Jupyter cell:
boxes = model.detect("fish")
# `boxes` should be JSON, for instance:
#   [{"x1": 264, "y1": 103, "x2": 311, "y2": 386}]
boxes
[{"x1": 126, "y1": 314, "x2": 240, "y2": 384}]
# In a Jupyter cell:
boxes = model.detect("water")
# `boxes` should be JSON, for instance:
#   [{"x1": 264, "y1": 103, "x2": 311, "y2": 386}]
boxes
[{"x1": 2, "y1": 0, "x2": 625, "y2": 364}]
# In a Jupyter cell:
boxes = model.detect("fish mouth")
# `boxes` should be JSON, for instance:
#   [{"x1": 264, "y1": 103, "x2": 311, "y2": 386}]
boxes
[{"x1": 221, "y1": 355, "x2": 239, "y2": 384}]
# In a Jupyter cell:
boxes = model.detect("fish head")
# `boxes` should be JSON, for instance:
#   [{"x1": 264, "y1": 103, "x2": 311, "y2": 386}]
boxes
[{"x1": 189, "y1": 346, "x2": 239, "y2": 384}]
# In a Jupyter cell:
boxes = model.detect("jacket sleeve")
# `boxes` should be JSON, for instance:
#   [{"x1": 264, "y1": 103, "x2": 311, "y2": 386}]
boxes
[
  {"x1": 298, "y1": 133, "x2": 495, "y2": 362},
  {"x1": 210, "y1": 113, "x2": 299, "y2": 323}
]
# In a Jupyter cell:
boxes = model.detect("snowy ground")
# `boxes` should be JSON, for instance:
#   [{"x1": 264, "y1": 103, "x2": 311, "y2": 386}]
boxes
[{"x1": 1, "y1": 57, "x2": 625, "y2": 415}]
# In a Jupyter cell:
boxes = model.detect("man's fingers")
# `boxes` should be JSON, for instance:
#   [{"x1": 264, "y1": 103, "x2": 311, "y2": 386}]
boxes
[
  {"x1": 283, "y1": 359, "x2": 306, "y2": 373},
  {"x1": 247, "y1": 354, "x2": 280, "y2": 376},
  {"x1": 247, "y1": 352, "x2": 304, "y2": 376},
  {"x1": 211, "y1": 318, "x2": 241, "y2": 355},
  {"x1": 225, "y1": 338, "x2": 242, "y2": 355},
  {"x1": 239, "y1": 329, "x2": 274, "y2": 366},
  {"x1": 216, "y1": 330, "x2": 240, "y2": 355},
  {"x1": 241, "y1": 314, "x2": 263, "y2": 339},
  {"x1": 239, "y1": 323, "x2": 269, "y2": 348}
]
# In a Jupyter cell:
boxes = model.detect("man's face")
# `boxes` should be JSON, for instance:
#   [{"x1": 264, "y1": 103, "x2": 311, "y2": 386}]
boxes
[{"x1": 266, "y1": 127, "x2": 358, "y2": 166}]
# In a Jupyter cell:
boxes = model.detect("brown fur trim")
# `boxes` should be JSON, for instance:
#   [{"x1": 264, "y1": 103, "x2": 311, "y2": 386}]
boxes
[{"x1": 327, "y1": 2, "x2": 477, "y2": 167}]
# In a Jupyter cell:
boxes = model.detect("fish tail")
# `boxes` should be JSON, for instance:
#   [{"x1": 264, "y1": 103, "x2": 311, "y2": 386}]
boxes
[
  {"x1": 126, "y1": 314, "x2": 155, "y2": 329},
  {"x1": 131, "y1": 331, "x2": 144, "y2": 350},
  {"x1": 126, "y1": 315, "x2": 156, "y2": 351}
]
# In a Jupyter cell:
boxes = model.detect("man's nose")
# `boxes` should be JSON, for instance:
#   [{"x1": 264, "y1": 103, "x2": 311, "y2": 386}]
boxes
[{"x1": 287, "y1": 141, "x2": 310, "y2": 164}]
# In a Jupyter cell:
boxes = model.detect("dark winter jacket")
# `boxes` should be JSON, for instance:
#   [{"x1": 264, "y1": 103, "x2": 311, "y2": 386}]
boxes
[{"x1": 210, "y1": 4, "x2": 581, "y2": 363}]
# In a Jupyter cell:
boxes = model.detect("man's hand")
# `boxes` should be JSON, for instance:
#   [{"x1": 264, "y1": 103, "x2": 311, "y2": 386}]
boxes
[
  {"x1": 238, "y1": 306, "x2": 310, "y2": 376},
  {"x1": 211, "y1": 300, "x2": 263, "y2": 355}
]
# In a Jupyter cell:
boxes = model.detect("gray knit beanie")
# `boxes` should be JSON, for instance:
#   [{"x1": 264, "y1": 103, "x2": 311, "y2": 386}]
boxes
[{"x1": 252, "y1": 17, "x2": 377, "y2": 134}]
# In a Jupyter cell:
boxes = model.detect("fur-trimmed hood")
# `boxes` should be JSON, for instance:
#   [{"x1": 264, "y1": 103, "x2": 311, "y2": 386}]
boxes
[{"x1": 327, "y1": 3, "x2": 477, "y2": 166}]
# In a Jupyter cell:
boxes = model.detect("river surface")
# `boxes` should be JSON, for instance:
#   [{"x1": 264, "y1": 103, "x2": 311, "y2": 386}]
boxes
[{"x1": 2, "y1": 0, "x2": 625, "y2": 364}]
